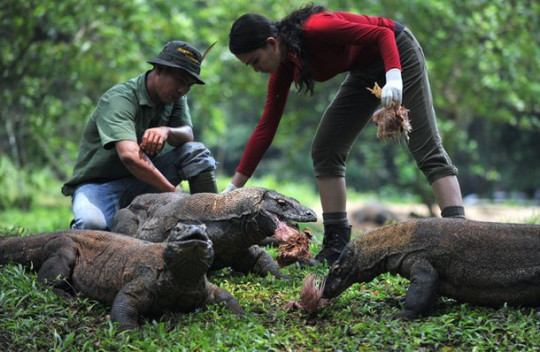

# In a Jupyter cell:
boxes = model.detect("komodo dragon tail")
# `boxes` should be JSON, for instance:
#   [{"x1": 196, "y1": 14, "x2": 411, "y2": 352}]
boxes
[{"x1": 0, "y1": 232, "x2": 63, "y2": 268}]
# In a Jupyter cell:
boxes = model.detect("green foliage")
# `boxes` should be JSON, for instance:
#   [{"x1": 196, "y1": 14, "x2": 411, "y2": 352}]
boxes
[
  {"x1": 1, "y1": 0, "x2": 540, "y2": 205},
  {"x1": 2, "y1": 246, "x2": 539, "y2": 351},
  {"x1": 0, "y1": 156, "x2": 71, "y2": 231},
  {"x1": 0, "y1": 155, "x2": 66, "y2": 211},
  {"x1": 1, "y1": 2, "x2": 539, "y2": 349},
  {"x1": 1, "y1": 185, "x2": 539, "y2": 350},
  {"x1": 0, "y1": 203, "x2": 73, "y2": 233}
]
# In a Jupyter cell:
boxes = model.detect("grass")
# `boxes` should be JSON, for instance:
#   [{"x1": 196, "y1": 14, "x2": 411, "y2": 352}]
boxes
[
  {"x1": 2, "y1": 259, "x2": 538, "y2": 351},
  {"x1": 1, "y1": 179, "x2": 539, "y2": 351}
]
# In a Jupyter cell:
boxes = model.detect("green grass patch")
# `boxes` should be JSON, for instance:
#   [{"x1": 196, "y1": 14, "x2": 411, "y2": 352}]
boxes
[
  {"x1": 1, "y1": 179, "x2": 539, "y2": 351},
  {"x1": 1, "y1": 261, "x2": 538, "y2": 351}
]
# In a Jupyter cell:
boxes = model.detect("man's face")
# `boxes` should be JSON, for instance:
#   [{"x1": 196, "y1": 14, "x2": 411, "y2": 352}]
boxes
[{"x1": 156, "y1": 67, "x2": 197, "y2": 104}]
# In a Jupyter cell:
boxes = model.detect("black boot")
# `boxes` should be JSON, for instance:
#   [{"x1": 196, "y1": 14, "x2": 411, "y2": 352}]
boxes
[
  {"x1": 189, "y1": 170, "x2": 218, "y2": 194},
  {"x1": 314, "y1": 225, "x2": 352, "y2": 265}
]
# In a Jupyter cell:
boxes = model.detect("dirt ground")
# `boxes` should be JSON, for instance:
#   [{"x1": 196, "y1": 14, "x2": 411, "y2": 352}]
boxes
[
  {"x1": 375, "y1": 202, "x2": 540, "y2": 221},
  {"x1": 314, "y1": 202, "x2": 540, "y2": 234}
]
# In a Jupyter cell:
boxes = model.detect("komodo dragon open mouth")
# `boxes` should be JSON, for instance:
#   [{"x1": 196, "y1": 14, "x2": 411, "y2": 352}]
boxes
[
  {"x1": 168, "y1": 223, "x2": 212, "y2": 250},
  {"x1": 270, "y1": 215, "x2": 315, "y2": 267},
  {"x1": 265, "y1": 202, "x2": 317, "y2": 234},
  {"x1": 265, "y1": 212, "x2": 305, "y2": 238}
]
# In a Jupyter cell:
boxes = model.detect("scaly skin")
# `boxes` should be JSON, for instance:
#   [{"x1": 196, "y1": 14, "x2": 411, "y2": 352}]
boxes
[
  {"x1": 0, "y1": 224, "x2": 244, "y2": 331},
  {"x1": 323, "y1": 218, "x2": 540, "y2": 319},
  {"x1": 112, "y1": 192, "x2": 187, "y2": 236},
  {"x1": 111, "y1": 187, "x2": 317, "y2": 278}
]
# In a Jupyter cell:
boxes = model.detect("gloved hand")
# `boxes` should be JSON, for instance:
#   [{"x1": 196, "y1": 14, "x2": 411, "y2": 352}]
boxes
[
  {"x1": 221, "y1": 183, "x2": 238, "y2": 193},
  {"x1": 381, "y1": 68, "x2": 403, "y2": 108}
]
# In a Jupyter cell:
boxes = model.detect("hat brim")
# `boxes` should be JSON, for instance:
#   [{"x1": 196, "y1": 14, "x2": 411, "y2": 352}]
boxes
[{"x1": 148, "y1": 59, "x2": 205, "y2": 85}]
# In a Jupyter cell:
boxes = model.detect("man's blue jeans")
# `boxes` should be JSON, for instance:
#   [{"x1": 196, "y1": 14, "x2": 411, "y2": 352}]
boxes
[{"x1": 71, "y1": 142, "x2": 216, "y2": 230}]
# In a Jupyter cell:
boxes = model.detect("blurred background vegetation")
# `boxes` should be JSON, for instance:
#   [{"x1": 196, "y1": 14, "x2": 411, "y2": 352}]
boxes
[{"x1": 1, "y1": 0, "x2": 539, "y2": 219}]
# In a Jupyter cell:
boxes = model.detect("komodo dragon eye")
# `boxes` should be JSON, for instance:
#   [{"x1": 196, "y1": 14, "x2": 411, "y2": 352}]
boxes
[
  {"x1": 277, "y1": 199, "x2": 287, "y2": 207},
  {"x1": 330, "y1": 264, "x2": 341, "y2": 275}
]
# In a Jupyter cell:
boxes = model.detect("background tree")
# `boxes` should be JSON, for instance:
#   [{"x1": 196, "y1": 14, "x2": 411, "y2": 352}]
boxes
[{"x1": 1, "y1": 0, "x2": 539, "y2": 210}]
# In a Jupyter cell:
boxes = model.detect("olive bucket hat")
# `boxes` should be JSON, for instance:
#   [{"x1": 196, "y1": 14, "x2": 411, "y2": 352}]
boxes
[{"x1": 148, "y1": 41, "x2": 206, "y2": 85}]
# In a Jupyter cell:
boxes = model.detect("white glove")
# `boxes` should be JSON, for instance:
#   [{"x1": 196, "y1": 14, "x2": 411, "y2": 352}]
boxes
[
  {"x1": 381, "y1": 68, "x2": 403, "y2": 108},
  {"x1": 222, "y1": 183, "x2": 238, "y2": 193}
]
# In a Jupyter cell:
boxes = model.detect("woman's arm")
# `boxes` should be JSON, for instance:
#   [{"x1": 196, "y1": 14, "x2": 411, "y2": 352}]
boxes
[{"x1": 235, "y1": 64, "x2": 295, "y2": 178}]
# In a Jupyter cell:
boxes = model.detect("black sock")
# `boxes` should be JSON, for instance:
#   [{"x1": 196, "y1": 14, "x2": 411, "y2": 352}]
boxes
[{"x1": 441, "y1": 206, "x2": 466, "y2": 219}]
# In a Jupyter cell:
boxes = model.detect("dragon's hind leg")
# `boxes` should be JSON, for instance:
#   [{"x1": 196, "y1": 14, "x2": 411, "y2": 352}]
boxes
[{"x1": 37, "y1": 236, "x2": 78, "y2": 297}]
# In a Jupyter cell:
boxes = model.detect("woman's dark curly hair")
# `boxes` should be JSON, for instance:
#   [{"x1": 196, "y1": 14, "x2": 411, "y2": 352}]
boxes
[{"x1": 229, "y1": 4, "x2": 327, "y2": 95}]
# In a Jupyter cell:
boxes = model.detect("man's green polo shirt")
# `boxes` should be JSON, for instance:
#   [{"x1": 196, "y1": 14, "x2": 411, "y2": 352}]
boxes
[{"x1": 62, "y1": 71, "x2": 192, "y2": 196}]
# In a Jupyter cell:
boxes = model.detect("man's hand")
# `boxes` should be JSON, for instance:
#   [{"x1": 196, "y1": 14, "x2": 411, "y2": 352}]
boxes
[
  {"x1": 140, "y1": 127, "x2": 169, "y2": 156},
  {"x1": 381, "y1": 68, "x2": 403, "y2": 109},
  {"x1": 116, "y1": 140, "x2": 176, "y2": 193}
]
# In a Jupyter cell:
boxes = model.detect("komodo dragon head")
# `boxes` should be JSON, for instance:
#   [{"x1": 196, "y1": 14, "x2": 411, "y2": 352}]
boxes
[
  {"x1": 164, "y1": 223, "x2": 214, "y2": 278},
  {"x1": 253, "y1": 188, "x2": 318, "y2": 223},
  {"x1": 322, "y1": 241, "x2": 381, "y2": 299},
  {"x1": 225, "y1": 187, "x2": 318, "y2": 245}
]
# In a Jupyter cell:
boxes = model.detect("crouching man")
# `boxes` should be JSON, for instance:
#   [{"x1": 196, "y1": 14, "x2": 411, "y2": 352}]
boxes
[{"x1": 62, "y1": 40, "x2": 218, "y2": 230}]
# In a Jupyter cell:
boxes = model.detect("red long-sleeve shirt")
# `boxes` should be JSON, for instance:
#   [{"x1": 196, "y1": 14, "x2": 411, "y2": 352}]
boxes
[{"x1": 237, "y1": 11, "x2": 401, "y2": 177}]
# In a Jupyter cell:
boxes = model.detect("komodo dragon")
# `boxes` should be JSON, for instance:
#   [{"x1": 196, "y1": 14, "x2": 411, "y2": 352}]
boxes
[
  {"x1": 111, "y1": 187, "x2": 317, "y2": 277},
  {"x1": 322, "y1": 218, "x2": 540, "y2": 319},
  {"x1": 0, "y1": 223, "x2": 245, "y2": 331},
  {"x1": 112, "y1": 192, "x2": 187, "y2": 234}
]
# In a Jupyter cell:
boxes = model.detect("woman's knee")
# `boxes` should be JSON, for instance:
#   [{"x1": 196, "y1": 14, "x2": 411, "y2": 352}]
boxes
[
  {"x1": 311, "y1": 150, "x2": 347, "y2": 177},
  {"x1": 409, "y1": 138, "x2": 458, "y2": 184}
]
